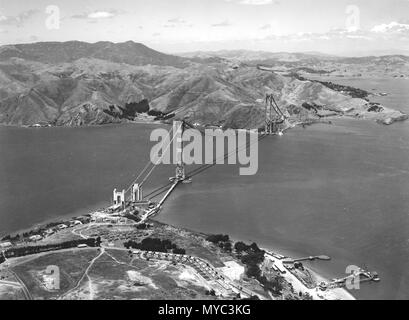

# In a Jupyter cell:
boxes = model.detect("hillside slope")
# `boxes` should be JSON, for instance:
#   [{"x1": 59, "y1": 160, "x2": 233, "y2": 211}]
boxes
[
  {"x1": 0, "y1": 42, "x2": 406, "y2": 128},
  {"x1": 0, "y1": 41, "x2": 188, "y2": 68}
]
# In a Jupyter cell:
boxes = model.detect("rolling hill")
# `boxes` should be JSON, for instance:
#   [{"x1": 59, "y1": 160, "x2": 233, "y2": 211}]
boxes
[{"x1": 0, "y1": 42, "x2": 406, "y2": 128}]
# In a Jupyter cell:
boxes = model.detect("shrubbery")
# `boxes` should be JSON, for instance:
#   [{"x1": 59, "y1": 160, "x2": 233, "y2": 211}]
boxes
[
  {"x1": 206, "y1": 234, "x2": 230, "y2": 244},
  {"x1": 233, "y1": 240, "x2": 284, "y2": 296},
  {"x1": 4, "y1": 237, "x2": 101, "y2": 259},
  {"x1": 124, "y1": 237, "x2": 185, "y2": 254},
  {"x1": 206, "y1": 234, "x2": 232, "y2": 252}
]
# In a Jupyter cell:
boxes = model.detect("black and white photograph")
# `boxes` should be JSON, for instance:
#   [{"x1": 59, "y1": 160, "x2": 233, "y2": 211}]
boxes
[{"x1": 0, "y1": 0, "x2": 408, "y2": 306}]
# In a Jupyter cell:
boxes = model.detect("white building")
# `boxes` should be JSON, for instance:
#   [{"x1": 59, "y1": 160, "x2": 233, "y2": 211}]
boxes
[
  {"x1": 29, "y1": 235, "x2": 43, "y2": 242},
  {"x1": 0, "y1": 242, "x2": 12, "y2": 249}
]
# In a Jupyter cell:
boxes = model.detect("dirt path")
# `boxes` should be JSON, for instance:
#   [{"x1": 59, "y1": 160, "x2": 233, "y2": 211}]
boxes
[{"x1": 59, "y1": 248, "x2": 105, "y2": 300}]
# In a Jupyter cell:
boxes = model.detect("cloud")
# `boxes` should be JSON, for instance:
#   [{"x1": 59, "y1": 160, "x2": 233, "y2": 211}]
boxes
[
  {"x1": 371, "y1": 21, "x2": 409, "y2": 34},
  {"x1": 259, "y1": 19, "x2": 409, "y2": 44},
  {"x1": 225, "y1": 0, "x2": 279, "y2": 5},
  {"x1": 163, "y1": 17, "x2": 192, "y2": 28},
  {"x1": 28, "y1": 35, "x2": 39, "y2": 42},
  {"x1": 259, "y1": 24, "x2": 272, "y2": 30},
  {"x1": 71, "y1": 9, "x2": 122, "y2": 21},
  {"x1": 168, "y1": 18, "x2": 186, "y2": 24},
  {"x1": 0, "y1": 9, "x2": 39, "y2": 27},
  {"x1": 212, "y1": 20, "x2": 232, "y2": 27},
  {"x1": 88, "y1": 11, "x2": 115, "y2": 19},
  {"x1": 239, "y1": 0, "x2": 277, "y2": 4}
]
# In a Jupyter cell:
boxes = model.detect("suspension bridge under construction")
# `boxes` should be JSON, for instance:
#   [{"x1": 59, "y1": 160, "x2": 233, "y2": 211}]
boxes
[{"x1": 108, "y1": 93, "x2": 288, "y2": 221}]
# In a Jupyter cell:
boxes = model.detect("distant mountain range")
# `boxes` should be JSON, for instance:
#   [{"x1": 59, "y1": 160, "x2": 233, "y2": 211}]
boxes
[
  {"x1": 0, "y1": 41, "x2": 187, "y2": 67},
  {"x1": 179, "y1": 50, "x2": 340, "y2": 62},
  {"x1": 0, "y1": 41, "x2": 406, "y2": 128},
  {"x1": 180, "y1": 49, "x2": 409, "y2": 64}
]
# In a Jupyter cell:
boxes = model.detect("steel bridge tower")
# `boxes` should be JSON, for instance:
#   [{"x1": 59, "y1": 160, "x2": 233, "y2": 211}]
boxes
[
  {"x1": 265, "y1": 94, "x2": 286, "y2": 135},
  {"x1": 173, "y1": 120, "x2": 186, "y2": 181}
]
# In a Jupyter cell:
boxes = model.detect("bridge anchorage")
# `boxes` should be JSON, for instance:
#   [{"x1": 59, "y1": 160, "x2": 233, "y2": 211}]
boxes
[{"x1": 264, "y1": 93, "x2": 288, "y2": 136}]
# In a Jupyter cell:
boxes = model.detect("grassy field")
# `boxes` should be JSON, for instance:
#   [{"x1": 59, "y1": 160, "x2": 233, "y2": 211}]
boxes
[
  {"x1": 61, "y1": 248, "x2": 215, "y2": 300},
  {"x1": 12, "y1": 249, "x2": 99, "y2": 300},
  {"x1": 0, "y1": 285, "x2": 26, "y2": 300},
  {"x1": 5, "y1": 220, "x2": 267, "y2": 300}
]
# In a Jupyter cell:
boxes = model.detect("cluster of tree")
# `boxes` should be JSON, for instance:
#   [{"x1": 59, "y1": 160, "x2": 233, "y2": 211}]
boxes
[
  {"x1": 147, "y1": 110, "x2": 164, "y2": 117},
  {"x1": 241, "y1": 251, "x2": 265, "y2": 278},
  {"x1": 4, "y1": 237, "x2": 101, "y2": 259},
  {"x1": 367, "y1": 102, "x2": 384, "y2": 113},
  {"x1": 124, "y1": 214, "x2": 141, "y2": 223},
  {"x1": 135, "y1": 223, "x2": 151, "y2": 230},
  {"x1": 234, "y1": 242, "x2": 262, "y2": 255},
  {"x1": 233, "y1": 241, "x2": 265, "y2": 278},
  {"x1": 206, "y1": 234, "x2": 229, "y2": 244},
  {"x1": 146, "y1": 109, "x2": 176, "y2": 121},
  {"x1": 122, "y1": 100, "x2": 150, "y2": 116},
  {"x1": 314, "y1": 80, "x2": 369, "y2": 99},
  {"x1": 172, "y1": 248, "x2": 186, "y2": 255},
  {"x1": 206, "y1": 234, "x2": 233, "y2": 252},
  {"x1": 1, "y1": 218, "x2": 89, "y2": 243},
  {"x1": 1, "y1": 234, "x2": 20, "y2": 242},
  {"x1": 124, "y1": 237, "x2": 185, "y2": 254},
  {"x1": 258, "y1": 275, "x2": 284, "y2": 296},
  {"x1": 292, "y1": 67, "x2": 333, "y2": 75},
  {"x1": 233, "y1": 241, "x2": 284, "y2": 296},
  {"x1": 104, "y1": 100, "x2": 150, "y2": 120},
  {"x1": 205, "y1": 289, "x2": 216, "y2": 296},
  {"x1": 302, "y1": 102, "x2": 323, "y2": 113},
  {"x1": 151, "y1": 111, "x2": 175, "y2": 121},
  {"x1": 0, "y1": 252, "x2": 5, "y2": 264}
]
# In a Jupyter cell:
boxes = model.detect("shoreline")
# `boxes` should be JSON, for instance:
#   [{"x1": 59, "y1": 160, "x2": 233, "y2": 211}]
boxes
[{"x1": 1, "y1": 205, "x2": 355, "y2": 300}]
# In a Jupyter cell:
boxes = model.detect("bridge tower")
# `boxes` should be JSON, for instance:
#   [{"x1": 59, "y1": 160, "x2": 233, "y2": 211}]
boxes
[
  {"x1": 265, "y1": 94, "x2": 286, "y2": 135},
  {"x1": 265, "y1": 94, "x2": 274, "y2": 134},
  {"x1": 113, "y1": 189, "x2": 126, "y2": 208},
  {"x1": 131, "y1": 183, "x2": 143, "y2": 202},
  {"x1": 173, "y1": 120, "x2": 186, "y2": 181}
]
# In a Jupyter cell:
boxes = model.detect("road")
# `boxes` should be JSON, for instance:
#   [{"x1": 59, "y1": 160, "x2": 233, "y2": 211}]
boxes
[{"x1": 8, "y1": 270, "x2": 33, "y2": 300}]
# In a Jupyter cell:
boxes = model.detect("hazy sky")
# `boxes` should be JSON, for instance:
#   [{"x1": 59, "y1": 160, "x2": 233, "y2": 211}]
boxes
[{"x1": 1, "y1": 0, "x2": 409, "y2": 55}]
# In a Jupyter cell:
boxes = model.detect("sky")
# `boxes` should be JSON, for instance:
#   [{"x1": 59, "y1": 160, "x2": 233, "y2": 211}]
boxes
[{"x1": 1, "y1": 0, "x2": 409, "y2": 56}]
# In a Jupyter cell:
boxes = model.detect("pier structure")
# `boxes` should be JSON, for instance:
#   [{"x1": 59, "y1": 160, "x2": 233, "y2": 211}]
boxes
[
  {"x1": 319, "y1": 268, "x2": 380, "y2": 291},
  {"x1": 282, "y1": 255, "x2": 331, "y2": 264}
]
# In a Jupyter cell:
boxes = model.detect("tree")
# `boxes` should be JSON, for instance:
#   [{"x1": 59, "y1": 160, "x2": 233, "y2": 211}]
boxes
[
  {"x1": 234, "y1": 242, "x2": 249, "y2": 253},
  {"x1": 246, "y1": 264, "x2": 261, "y2": 278},
  {"x1": 206, "y1": 234, "x2": 230, "y2": 244},
  {"x1": 223, "y1": 242, "x2": 232, "y2": 252}
]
